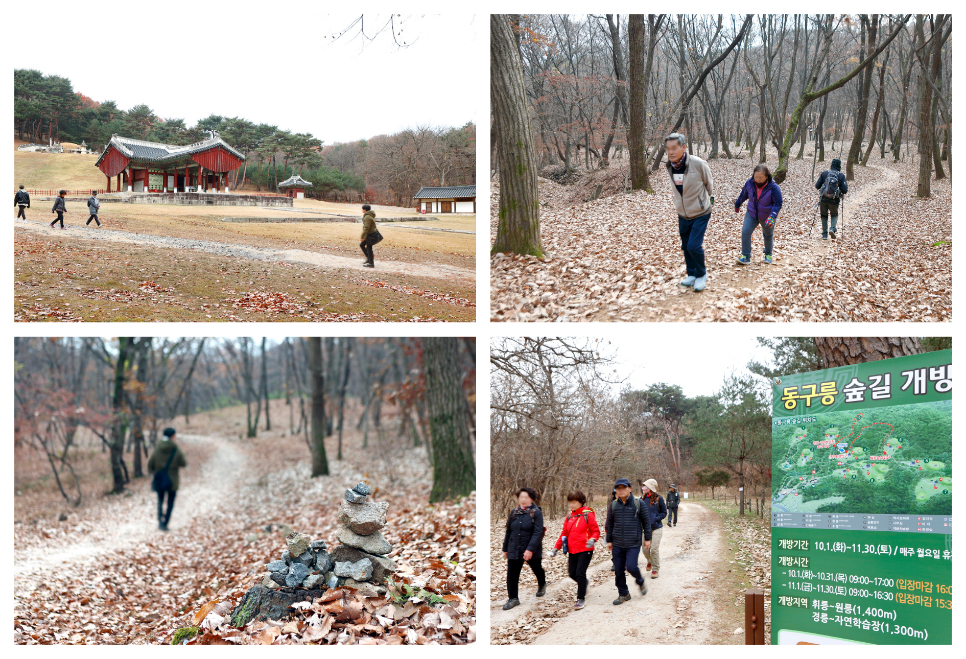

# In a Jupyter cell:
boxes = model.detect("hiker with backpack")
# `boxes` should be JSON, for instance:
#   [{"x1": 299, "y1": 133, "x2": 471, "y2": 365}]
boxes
[
  {"x1": 147, "y1": 427, "x2": 187, "y2": 531},
  {"x1": 360, "y1": 204, "x2": 383, "y2": 268},
  {"x1": 815, "y1": 158, "x2": 848, "y2": 240},
  {"x1": 640, "y1": 479, "x2": 667, "y2": 579},
  {"x1": 86, "y1": 190, "x2": 101, "y2": 226},
  {"x1": 14, "y1": 185, "x2": 30, "y2": 221},
  {"x1": 664, "y1": 132, "x2": 715, "y2": 292},
  {"x1": 605, "y1": 478, "x2": 652, "y2": 605},
  {"x1": 501, "y1": 487, "x2": 547, "y2": 610},
  {"x1": 50, "y1": 190, "x2": 67, "y2": 229},
  {"x1": 550, "y1": 490, "x2": 600, "y2": 610},
  {"x1": 734, "y1": 164, "x2": 783, "y2": 265},
  {"x1": 666, "y1": 484, "x2": 681, "y2": 527}
]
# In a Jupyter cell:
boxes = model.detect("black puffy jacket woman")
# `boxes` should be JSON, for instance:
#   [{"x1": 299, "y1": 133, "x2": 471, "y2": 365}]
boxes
[{"x1": 501, "y1": 487, "x2": 546, "y2": 610}]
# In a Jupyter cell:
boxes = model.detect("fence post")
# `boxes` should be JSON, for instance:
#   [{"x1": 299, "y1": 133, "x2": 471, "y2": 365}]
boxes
[{"x1": 744, "y1": 588, "x2": 765, "y2": 644}]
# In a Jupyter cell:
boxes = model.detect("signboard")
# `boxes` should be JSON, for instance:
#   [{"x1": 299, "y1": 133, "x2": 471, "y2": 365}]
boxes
[
  {"x1": 149, "y1": 173, "x2": 164, "y2": 191},
  {"x1": 771, "y1": 350, "x2": 952, "y2": 645}
]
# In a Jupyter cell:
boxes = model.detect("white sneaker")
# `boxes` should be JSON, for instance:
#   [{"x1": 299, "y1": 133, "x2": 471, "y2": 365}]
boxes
[
  {"x1": 680, "y1": 276, "x2": 696, "y2": 287},
  {"x1": 693, "y1": 275, "x2": 708, "y2": 291}
]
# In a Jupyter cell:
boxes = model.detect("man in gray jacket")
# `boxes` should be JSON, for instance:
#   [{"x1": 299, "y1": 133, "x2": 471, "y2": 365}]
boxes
[
  {"x1": 50, "y1": 190, "x2": 67, "y2": 229},
  {"x1": 664, "y1": 133, "x2": 714, "y2": 291},
  {"x1": 86, "y1": 190, "x2": 101, "y2": 226}
]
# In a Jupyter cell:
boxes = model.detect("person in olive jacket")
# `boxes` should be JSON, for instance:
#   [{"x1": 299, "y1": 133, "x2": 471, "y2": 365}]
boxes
[
  {"x1": 605, "y1": 478, "x2": 652, "y2": 604},
  {"x1": 666, "y1": 484, "x2": 681, "y2": 527},
  {"x1": 360, "y1": 204, "x2": 378, "y2": 267},
  {"x1": 501, "y1": 486, "x2": 546, "y2": 610},
  {"x1": 147, "y1": 427, "x2": 187, "y2": 531},
  {"x1": 550, "y1": 490, "x2": 600, "y2": 610}
]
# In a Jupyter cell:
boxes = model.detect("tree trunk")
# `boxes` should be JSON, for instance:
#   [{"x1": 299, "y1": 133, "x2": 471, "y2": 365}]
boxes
[
  {"x1": 424, "y1": 338, "x2": 475, "y2": 503},
  {"x1": 814, "y1": 337, "x2": 925, "y2": 367},
  {"x1": 261, "y1": 337, "x2": 271, "y2": 431},
  {"x1": 491, "y1": 15, "x2": 542, "y2": 256},
  {"x1": 915, "y1": 16, "x2": 934, "y2": 197},
  {"x1": 307, "y1": 338, "x2": 329, "y2": 477},
  {"x1": 846, "y1": 16, "x2": 878, "y2": 181},
  {"x1": 628, "y1": 15, "x2": 651, "y2": 192},
  {"x1": 337, "y1": 339, "x2": 353, "y2": 461},
  {"x1": 110, "y1": 338, "x2": 132, "y2": 493}
]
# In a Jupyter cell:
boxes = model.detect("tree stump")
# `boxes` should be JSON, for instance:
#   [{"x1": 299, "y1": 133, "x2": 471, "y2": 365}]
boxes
[{"x1": 230, "y1": 585, "x2": 328, "y2": 627}]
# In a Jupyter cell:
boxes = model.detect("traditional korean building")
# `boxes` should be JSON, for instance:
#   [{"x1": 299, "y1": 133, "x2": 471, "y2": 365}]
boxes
[
  {"x1": 278, "y1": 173, "x2": 313, "y2": 199},
  {"x1": 95, "y1": 133, "x2": 245, "y2": 194},
  {"x1": 413, "y1": 185, "x2": 476, "y2": 213}
]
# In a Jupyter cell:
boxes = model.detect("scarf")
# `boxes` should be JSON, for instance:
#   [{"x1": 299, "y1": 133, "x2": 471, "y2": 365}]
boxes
[{"x1": 670, "y1": 152, "x2": 688, "y2": 172}]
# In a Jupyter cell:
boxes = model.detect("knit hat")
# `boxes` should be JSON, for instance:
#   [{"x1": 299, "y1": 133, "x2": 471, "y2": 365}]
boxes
[
  {"x1": 614, "y1": 478, "x2": 631, "y2": 488},
  {"x1": 163, "y1": 427, "x2": 176, "y2": 438},
  {"x1": 669, "y1": 484, "x2": 677, "y2": 489},
  {"x1": 830, "y1": 158, "x2": 842, "y2": 171},
  {"x1": 643, "y1": 478, "x2": 659, "y2": 493}
]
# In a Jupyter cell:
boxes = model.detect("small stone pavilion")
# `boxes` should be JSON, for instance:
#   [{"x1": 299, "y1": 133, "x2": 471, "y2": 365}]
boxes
[
  {"x1": 278, "y1": 174, "x2": 313, "y2": 199},
  {"x1": 95, "y1": 132, "x2": 245, "y2": 194}
]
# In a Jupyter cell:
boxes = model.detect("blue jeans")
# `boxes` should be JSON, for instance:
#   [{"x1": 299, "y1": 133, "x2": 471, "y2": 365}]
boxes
[
  {"x1": 678, "y1": 212, "x2": 711, "y2": 278},
  {"x1": 612, "y1": 544, "x2": 644, "y2": 595},
  {"x1": 741, "y1": 211, "x2": 774, "y2": 257}
]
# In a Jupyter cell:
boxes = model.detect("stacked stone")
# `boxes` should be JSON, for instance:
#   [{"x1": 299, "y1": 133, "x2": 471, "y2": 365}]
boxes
[
  {"x1": 329, "y1": 482, "x2": 397, "y2": 591},
  {"x1": 263, "y1": 533, "x2": 333, "y2": 591}
]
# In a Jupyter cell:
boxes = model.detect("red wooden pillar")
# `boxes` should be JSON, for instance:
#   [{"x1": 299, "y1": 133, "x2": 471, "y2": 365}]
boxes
[
  {"x1": 106, "y1": 174, "x2": 111, "y2": 193},
  {"x1": 164, "y1": 172, "x2": 169, "y2": 192}
]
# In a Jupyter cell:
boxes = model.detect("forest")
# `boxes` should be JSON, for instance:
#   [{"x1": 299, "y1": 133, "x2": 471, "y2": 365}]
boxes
[{"x1": 13, "y1": 69, "x2": 475, "y2": 206}]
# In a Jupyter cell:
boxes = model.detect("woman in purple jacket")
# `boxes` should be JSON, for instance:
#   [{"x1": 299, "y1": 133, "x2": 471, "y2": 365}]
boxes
[{"x1": 734, "y1": 164, "x2": 783, "y2": 265}]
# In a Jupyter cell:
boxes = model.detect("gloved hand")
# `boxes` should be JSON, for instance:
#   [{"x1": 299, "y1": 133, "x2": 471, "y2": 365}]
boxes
[
  {"x1": 586, "y1": 538, "x2": 596, "y2": 550},
  {"x1": 734, "y1": 206, "x2": 741, "y2": 213},
  {"x1": 550, "y1": 548, "x2": 559, "y2": 558},
  {"x1": 764, "y1": 215, "x2": 777, "y2": 229}
]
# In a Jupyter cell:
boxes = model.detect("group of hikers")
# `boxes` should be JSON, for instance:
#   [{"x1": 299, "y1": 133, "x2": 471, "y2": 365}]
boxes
[
  {"x1": 501, "y1": 479, "x2": 682, "y2": 611},
  {"x1": 663, "y1": 132, "x2": 848, "y2": 292},
  {"x1": 14, "y1": 186, "x2": 102, "y2": 228}
]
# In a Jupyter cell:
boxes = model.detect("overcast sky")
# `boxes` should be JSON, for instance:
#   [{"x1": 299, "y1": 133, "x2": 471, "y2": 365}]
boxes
[{"x1": 15, "y1": 12, "x2": 477, "y2": 144}]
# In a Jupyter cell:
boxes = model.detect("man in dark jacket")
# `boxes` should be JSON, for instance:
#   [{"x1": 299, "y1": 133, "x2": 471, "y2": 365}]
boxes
[
  {"x1": 50, "y1": 190, "x2": 67, "y2": 229},
  {"x1": 605, "y1": 478, "x2": 652, "y2": 604},
  {"x1": 15, "y1": 185, "x2": 30, "y2": 221},
  {"x1": 815, "y1": 158, "x2": 848, "y2": 240},
  {"x1": 86, "y1": 190, "x2": 101, "y2": 226},
  {"x1": 666, "y1": 484, "x2": 681, "y2": 527},
  {"x1": 360, "y1": 204, "x2": 378, "y2": 267},
  {"x1": 147, "y1": 427, "x2": 187, "y2": 531}
]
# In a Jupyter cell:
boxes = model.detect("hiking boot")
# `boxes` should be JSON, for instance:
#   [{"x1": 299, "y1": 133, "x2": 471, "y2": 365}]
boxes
[
  {"x1": 363, "y1": 262, "x2": 374, "y2": 268},
  {"x1": 502, "y1": 598, "x2": 520, "y2": 611},
  {"x1": 638, "y1": 579, "x2": 648, "y2": 595},
  {"x1": 680, "y1": 275, "x2": 696, "y2": 287},
  {"x1": 736, "y1": 254, "x2": 751, "y2": 265},
  {"x1": 646, "y1": 563, "x2": 652, "y2": 571},
  {"x1": 536, "y1": 586, "x2": 547, "y2": 597},
  {"x1": 651, "y1": 570, "x2": 659, "y2": 579},
  {"x1": 159, "y1": 522, "x2": 168, "y2": 531},
  {"x1": 613, "y1": 593, "x2": 631, "y2": 605},
  {"x1": 763, "y1": 254, "x2": 773, "y2": 265},
  {"x1": 829, "y1": 229, "x2": 836, "y2": 240},
  {"x1": 574, "y1": 599, "x2": 586, "y2": 610},
  {"x1": 821, "y1": 235, "x2": 828, "y2": 240},
  {"x1": 50, "y1": 222, "x2": 55, "y2": 228},
  {"x1": 693, "y1": 275, "x2": 707, "y2": 292}
]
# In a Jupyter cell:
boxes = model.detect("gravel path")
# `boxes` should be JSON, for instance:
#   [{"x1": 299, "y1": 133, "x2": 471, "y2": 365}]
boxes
[{"x1": 17, "y1": 219, "x2": 475, "y2": 283}]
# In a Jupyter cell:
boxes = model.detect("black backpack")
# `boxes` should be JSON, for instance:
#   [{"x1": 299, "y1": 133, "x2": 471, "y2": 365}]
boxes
[
  {"x1": 152, "y1": 447, "x2": 178, "y2": 492},
  {"x1": 820, "y1": 170, "x2": 841, "y2": 199}
]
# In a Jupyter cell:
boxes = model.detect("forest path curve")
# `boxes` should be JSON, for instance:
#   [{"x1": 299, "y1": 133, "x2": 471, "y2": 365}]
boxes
[
  {"x1": 491, "y1": 502, "x2": 727, "y2": 644},
  {"x1": 16, "y1": 220, "x2": 475, "y2": 283},
  {"x1": 596, "y1": 161, "x2": 902, "y2": 321},
  {"x1": 13, "y1": 434, "x2": 246, "y2": 602}
]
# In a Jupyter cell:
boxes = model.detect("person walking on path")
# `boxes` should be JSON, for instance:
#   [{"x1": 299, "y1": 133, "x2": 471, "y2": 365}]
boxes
[
  {"x1": 14, "y1": 185, "x2": 30, "y2": 221},
  {"x1": 664, "y1": 133, "x2": 714, "y2": 292},
  {"x1": 640, "y1": 479, "x2": 667, "y2": 579},
  {"x1": 86, "y1": 190, "x2": 101, "y2": 226},
  {"x1": 147, "y1": 427, "x2": 187, "y2": 531},
  {"x1": 359, "y1": 204, "x2": 379, "y2": 268},
  {"x1": 550, "y1": 491, "x2": 600, "y2": 610},
  {"x1": 605, "y1": 478, "x2": 652, "y2": 605},
  {"x1": 734, "y1": 164, "x2": 783, "y2": 265},
  {"x1": 666, "y1": 484, "x2": 681, "y2": 527},
  {"x1": 50, "y1": 190, "x2": 67, "y2": 229},
  {"x1": 815, "y1": 158, "x2": 848, "y2": 240},
  {"x1": 502, "y1": 487, "x2": 547, "y2": 610}
]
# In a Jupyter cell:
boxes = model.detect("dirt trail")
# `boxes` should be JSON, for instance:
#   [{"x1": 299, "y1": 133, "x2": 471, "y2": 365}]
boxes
[
  {"x1": 13, "y1": 434, "x2": 245, "y2": 601},
  {"x1": 16, "y1": 220, "x2": 475, "y2": 283},
  {"x1": 491, "y1": 502, "x2": 727, "y2": 644},
  {"x1": 610, "y1": 162, "x2": 901, "y2": 321}
]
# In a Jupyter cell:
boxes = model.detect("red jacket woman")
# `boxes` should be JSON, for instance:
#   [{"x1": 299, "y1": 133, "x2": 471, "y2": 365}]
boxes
[{"x1": 551, "y1": 492, "x2": 601, "y2": 609}]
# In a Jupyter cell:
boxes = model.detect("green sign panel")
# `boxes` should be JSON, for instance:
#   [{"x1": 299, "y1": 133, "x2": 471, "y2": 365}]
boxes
[{"x1": 771, "y1": 350, "x2": 952, "y2": 645}]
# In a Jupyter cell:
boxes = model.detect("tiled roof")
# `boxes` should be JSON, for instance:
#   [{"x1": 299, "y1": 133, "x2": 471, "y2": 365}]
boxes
[
  {"x1": 94, "y1": 134, "x2": 245, "y2": 167},
  {"x1": 278, "y1": 174, "x2": 313, "y2": 188},
  {"x1": 413, "y1": 185, "x2": 476, "y2": 199}
]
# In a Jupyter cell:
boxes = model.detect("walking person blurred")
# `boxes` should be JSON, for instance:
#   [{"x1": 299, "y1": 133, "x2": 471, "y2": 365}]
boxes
[
  {"x1": 734, "y1": 164, "x2": 783, "y2": 265},
  {"x1": 502, "y1": 487, "x2": 547, "y2": 610},
  {"x1": 50, "y1": 190, "x2": 67, "y2": 229},
  {"x1": 147, "y1": 427, "x2": 187, "y2": 531},
  {"x1": 550, "y1": 491, "x2": 600, "y2": 610},
  {"x1": 86, "y1": 190, "x2": 101, "y2": 226},
  {"x1": 640, "y1": 479, "x2": 667, "y2": 579},
  {"x1": 666, "y1": 484, "x2": 681, "y2": 527},
  {"x1": 14, "y1": 185, "x2": 30, "y2": 221},
  {"x1": 605, "y1": 478, "x2": 652, "y2": 604},
  {"x1": 815, "y1": 158, "x2": 848, "y2": 240}
]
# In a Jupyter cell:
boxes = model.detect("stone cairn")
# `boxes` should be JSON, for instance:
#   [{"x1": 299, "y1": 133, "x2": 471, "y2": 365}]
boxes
[{"x1": 231, "y1": 482, "x2": 397, "y2": 626}]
